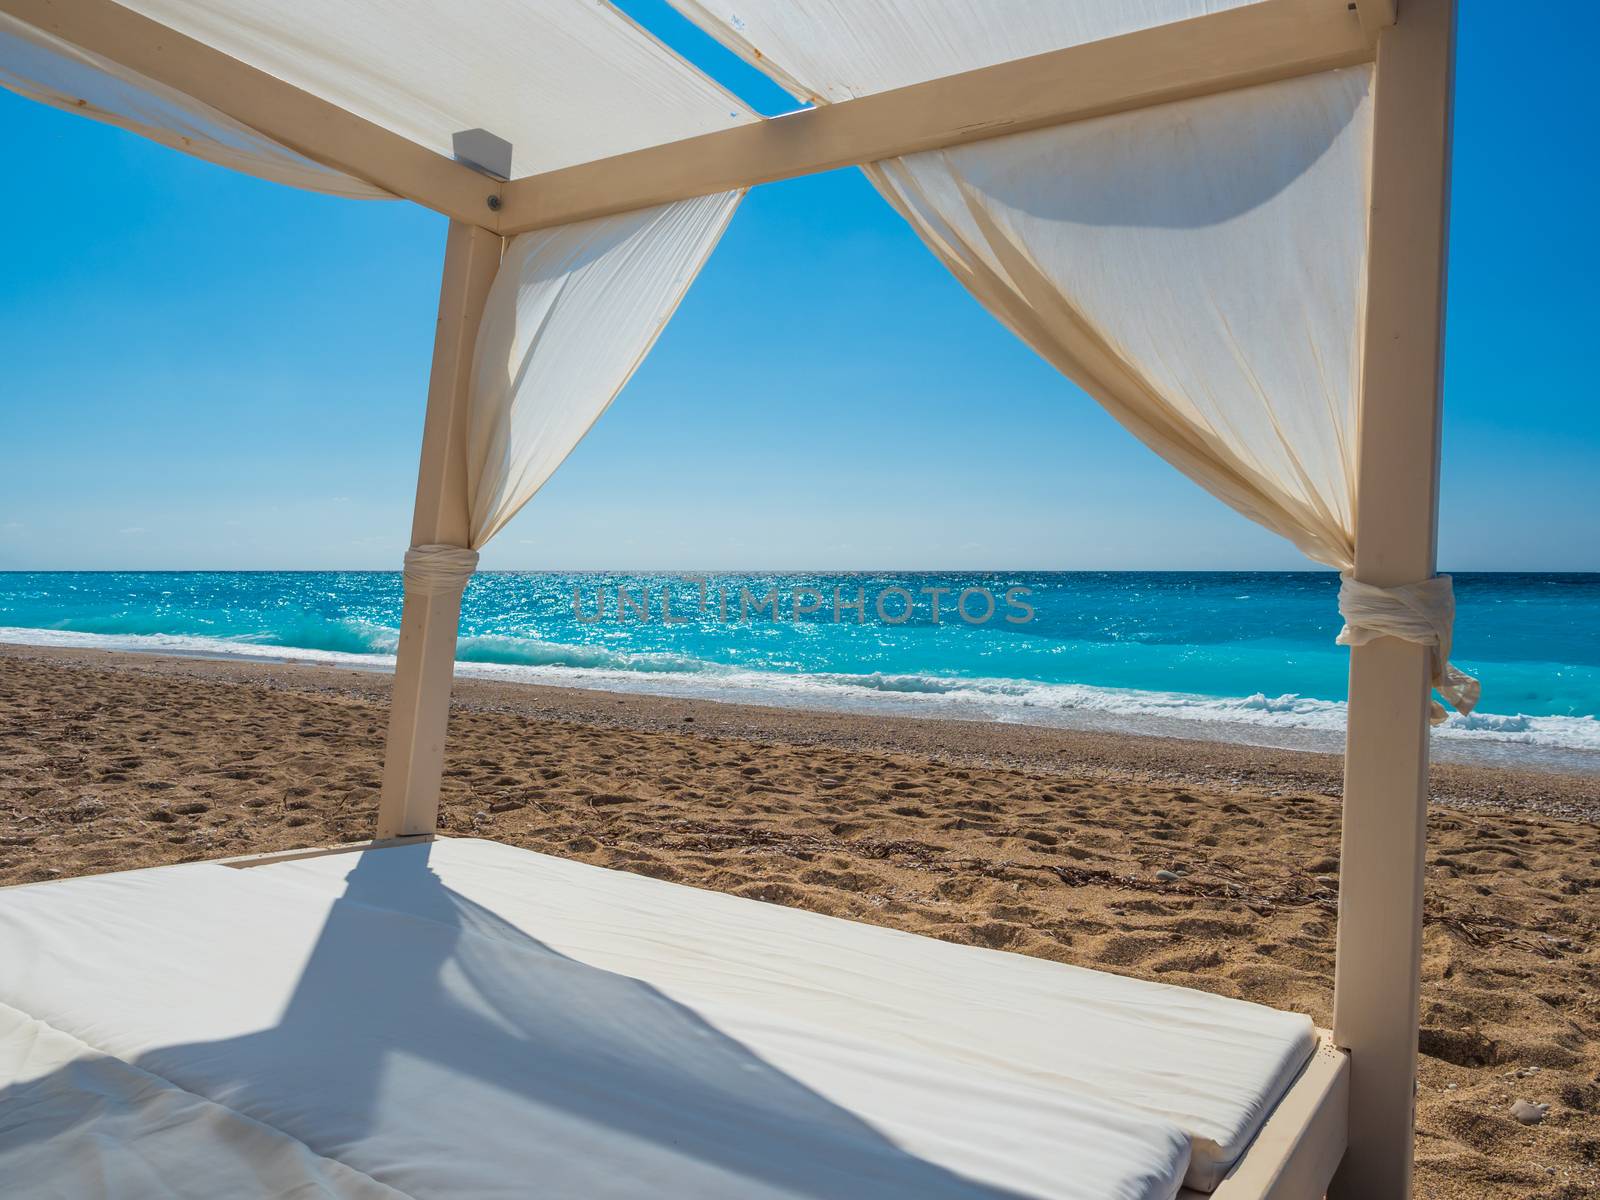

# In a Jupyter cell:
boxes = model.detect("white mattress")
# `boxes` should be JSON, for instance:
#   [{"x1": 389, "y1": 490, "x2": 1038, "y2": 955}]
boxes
[{"x1": 0, "y1": 838, "x2": 1315, "y2": 1198}]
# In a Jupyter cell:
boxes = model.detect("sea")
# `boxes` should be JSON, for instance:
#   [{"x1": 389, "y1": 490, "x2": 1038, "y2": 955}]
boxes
[{"x1": 2, "y1": 571, "x2": 1597, "y2": 773}]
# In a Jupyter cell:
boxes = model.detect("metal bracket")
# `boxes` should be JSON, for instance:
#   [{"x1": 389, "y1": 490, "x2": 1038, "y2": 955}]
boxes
[{"x1": 451, "y1": 128, "x2": 514, "y2": 181}]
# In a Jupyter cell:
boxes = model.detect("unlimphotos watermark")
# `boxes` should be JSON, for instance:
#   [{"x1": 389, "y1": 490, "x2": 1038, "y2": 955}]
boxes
[{"x1": 571, "y1": 579, "x2": 1034, "y2": 626}]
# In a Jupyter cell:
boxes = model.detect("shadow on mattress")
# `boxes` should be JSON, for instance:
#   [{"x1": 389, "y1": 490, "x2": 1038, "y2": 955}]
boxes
[{"x1": 0, "y1": 844, "x2": 1056, "y2": 1199}]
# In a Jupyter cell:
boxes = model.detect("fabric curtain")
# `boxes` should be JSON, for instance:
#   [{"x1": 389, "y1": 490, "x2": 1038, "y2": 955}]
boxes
[
  {"x1": 864, "y1": 68, "x2": 1374, "y2": 569},
  {"x1": 668, "y1": 1, "x2": 1371, "y2": 569},
  {"x1": 466, "y1": 192, "x2": 743, "y2": 548},
  {"x1": 0, "y1": 12, "x2": 385, "y2": 199},
  {"x1": 5, "y1": 1, "x2": 755, "y2": 190}
]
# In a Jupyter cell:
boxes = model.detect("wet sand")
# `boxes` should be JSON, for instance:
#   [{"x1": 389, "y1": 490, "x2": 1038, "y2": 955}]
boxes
[{"x1": 1, "y1": 641, "x2": 1597, "y2": 1198}]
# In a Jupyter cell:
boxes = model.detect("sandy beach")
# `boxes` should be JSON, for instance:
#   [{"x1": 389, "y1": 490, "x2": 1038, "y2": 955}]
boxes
[{"x1": 1, "y1": 640, "x2": 1596, "y2": 1198}]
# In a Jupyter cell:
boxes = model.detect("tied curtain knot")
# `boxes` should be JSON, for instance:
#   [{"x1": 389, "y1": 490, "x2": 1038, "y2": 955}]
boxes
[
  {"x1": 402, "y1": 545, "x2": 480, "y2": 599},
  {"x1": 1336, "y1": 573, "x2": 1481, "y2": 726}
]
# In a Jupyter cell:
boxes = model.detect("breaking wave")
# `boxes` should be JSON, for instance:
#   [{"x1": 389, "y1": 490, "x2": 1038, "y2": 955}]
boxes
[{"x1": 5, "y1": 625, "x2": 1596, "y2": 770}]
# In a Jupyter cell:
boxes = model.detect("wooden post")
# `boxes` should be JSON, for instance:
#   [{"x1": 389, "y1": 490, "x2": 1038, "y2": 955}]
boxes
[
  {"x1": 1329, "y1": 1, "x2": 1455, "y2": 1197},
  {"x1": 376, "y1": 221, "x2": 502, "y2": 839}
]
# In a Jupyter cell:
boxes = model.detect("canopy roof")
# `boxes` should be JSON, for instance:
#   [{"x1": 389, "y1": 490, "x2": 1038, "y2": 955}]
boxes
[
  {"x1": 107, "y1": 0, "x2": 758, "y2": 178},
  {"x1": 2, "y1": 0, "x2": 1383, "y2": 229}
]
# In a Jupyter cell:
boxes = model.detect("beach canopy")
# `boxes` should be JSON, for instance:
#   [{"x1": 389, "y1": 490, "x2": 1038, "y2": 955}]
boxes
[{"x1": 0, "y1": 2, "x2": 1461, "y2": 1195}]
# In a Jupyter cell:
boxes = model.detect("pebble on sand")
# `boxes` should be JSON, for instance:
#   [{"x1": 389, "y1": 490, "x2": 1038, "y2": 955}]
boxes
[{"x1": 1511, "y1": 1099, "x2": 1549, "y2": 1125}]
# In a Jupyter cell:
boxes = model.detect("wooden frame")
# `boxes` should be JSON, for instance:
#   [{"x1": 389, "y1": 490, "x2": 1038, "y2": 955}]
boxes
[
  {"x1": 376, "y1": 221, "x2": 503, "y2": 840},
  {"x1": 3, "y1": 0, "x2": 1368, "y2": 236},
  {"x1": 1330, "y1": 1, "x2": 1455, "y2": 1196},
  {"x1": 219, "y1": 836, "x2": 433, "y2": 870},
  {"x1": 1189, "y1": 1036, "x2": 1350, "y2": 1200}
]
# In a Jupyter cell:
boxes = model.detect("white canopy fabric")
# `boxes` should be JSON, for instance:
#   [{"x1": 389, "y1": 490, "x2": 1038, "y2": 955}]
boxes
[
  {"x1": 0, "y1": 3, "x2": 747, "y2": 559},
  {"x1": 0, "y1": 11, "x2": 385, "y2": 199},
  {"x1": 1338, "y1": 574, "x2": 1482, "y2": 724},
  {"x1": 865, "y1": 68, "x2": 1374, "y2": 571},
  {"x1": 669, "y1": 0, "x2": 1262, "y2": 103},
  {"x1": 670, "y1": 0, "x2": 1368, "y2": 570},
  {"x1": 465, "y1": 191, "x2": 743, "y2": 549},
  {"x1": 112, "y1": 0, "x2": 755, "y2": 180}
]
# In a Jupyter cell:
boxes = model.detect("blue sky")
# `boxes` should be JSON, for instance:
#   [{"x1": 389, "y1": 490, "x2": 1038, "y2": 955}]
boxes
[{"x1": 0, "y1": 2, "x2": 1595, "y2": 572}]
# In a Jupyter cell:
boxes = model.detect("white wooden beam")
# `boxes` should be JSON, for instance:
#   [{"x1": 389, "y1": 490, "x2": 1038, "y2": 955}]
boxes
[
  {"x1": 376, "y1": 222, "x2": 502, "y2": 840},
  {"x1": 1329, "y1": 0, "x2": 1455, "y2": 1196},
  {"x1": 0, "y1": 0, "x2": 501, "y2": 226},
  {"x1": 498, "y1": 0, "x2": 1369, "y2": 235}
]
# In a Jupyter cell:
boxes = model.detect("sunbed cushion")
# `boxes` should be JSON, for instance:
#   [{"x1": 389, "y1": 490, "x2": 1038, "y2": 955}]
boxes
[
  {"x1": 0, "y1": 999, "x2": 404, "y2": 1199},
  {"x1": 0, "y1": 838, "x2": 1313, "y2": 1196},
  {"x1": 261, "y1": 838, "x2": 1317, "y2": 1189}
]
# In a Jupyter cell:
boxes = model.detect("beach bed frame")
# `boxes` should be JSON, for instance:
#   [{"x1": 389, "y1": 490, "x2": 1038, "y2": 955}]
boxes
[{"x1": 0, "y1": 2, "x2": 1455, "y2": 1197}]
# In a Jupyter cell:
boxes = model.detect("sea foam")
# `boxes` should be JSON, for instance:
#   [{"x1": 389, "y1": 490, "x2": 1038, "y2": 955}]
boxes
[{"x1": 5, "y1": 625, "x2": 1596, "y2": 773}]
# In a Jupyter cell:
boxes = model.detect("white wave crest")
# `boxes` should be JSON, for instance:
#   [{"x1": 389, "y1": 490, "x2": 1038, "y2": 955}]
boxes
[{"x1": 4, "y1": 626, "x2": 1596, "y2": 769}]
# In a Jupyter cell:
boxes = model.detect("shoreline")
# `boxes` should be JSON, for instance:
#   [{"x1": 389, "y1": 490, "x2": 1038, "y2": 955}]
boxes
[
  {"x1": 3, "y1": 640, "x2": 1599, "y2": 817},
  {"x1": 4, "y1": 629, "x2": 1598, "y2": 782}
]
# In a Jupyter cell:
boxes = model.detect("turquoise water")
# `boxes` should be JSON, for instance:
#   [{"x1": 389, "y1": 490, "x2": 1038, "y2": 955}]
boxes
[{"x1": 2, "y1": 571, "x2": 1597, "y2": 769}]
